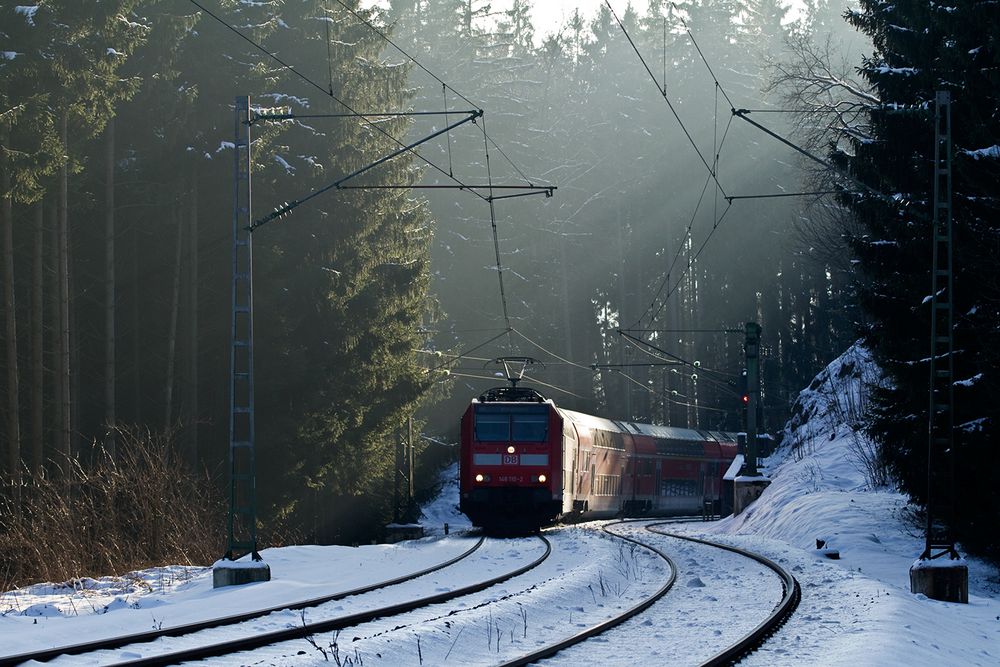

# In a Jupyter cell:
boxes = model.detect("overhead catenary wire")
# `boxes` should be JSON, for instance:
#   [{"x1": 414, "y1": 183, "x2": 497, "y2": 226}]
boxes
[
  {"x1": 481, "y1": 113, "x2": 512, "y2": 333},
  {"x1": 330, "y1": 0, "x2": 559, "y2": 332},
  {"x1": 332, "y1": 0, "x2": 538, "y2": 188},
  {"x1": 424, "y1": 329, "x2": 512, "y2": 374},
  {"x1": 604, "y1": 0, "x2": 727, "y2": 200},
  {"x1": 611, "y1": 1, "x2": 836, "y2": 331},
  {"x1": 659, "y1": 0, "x2": 921, "y2": 216},
  {"x1": 442, "y1": 84, "x2": 454, "y2": 178},
  {"x1": 509, "y1": 328, "x2": 596, "y2": 374},
  {"x1": 610, "y1": 368, "x2": 730, "y2": 414},
  {"x1": 521, "y1": 375, "x2": 588, "y2": 399},
  {"x1": 668, "y1": 2, "x2": 737, "y2": 111},
  {"x1": 443, "y1": 371, "x2": 585, "y2": 400},
  {"x1": 621, "y1": 328, "x2": 744, "y2": 334},
  {"x1": 250, "y1": 109, "x2": 485, "y2": 229},
  {"x1": 186, "y1": 0, "x2": 494, "y2": 209},
  {"x1": 324, "y1": 0, "x2": 334, "y2": 95},
  {"x1": 726, "y1": 191, "x2": 839, "y2": 202},
  {"x1": 618, "y1": 330, "x2": 738, "y2": 379},
  {"x1": 413, "y1": 349, "x2": 493, "y2": 363},
  {"x1": 660, "y1": 6, "x2": 897, "y2": 208},
  {"x1": 637, "y1": 170, "x2": 714, "y2": 328}
]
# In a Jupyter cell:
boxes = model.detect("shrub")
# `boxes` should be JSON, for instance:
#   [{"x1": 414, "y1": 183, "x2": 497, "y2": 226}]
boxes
[{"x1": 0, "y1": 425, "x2": 224, "y2": 592}]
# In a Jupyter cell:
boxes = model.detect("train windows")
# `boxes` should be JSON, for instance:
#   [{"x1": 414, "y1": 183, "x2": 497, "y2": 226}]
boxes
[
  {"x1": 474, "y1": 405, "x2": 549, "y2": 442},
  {"x1": 660, "y1": 479, "x2": 700, "y2": 496},
  {"x1": 512, "y1": 413, "x2": 548, "y2": 442},
  {"x1": 475, "y1": 413, "x2": 510, "y2": 441}
]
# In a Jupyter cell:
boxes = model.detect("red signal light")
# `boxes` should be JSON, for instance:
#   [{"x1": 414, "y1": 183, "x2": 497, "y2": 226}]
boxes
[{"x1": 741, "y1": 394, "x2": 750, "y2": 405}]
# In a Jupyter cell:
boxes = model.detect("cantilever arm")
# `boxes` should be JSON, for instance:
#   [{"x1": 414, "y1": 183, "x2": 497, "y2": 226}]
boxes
[{"x1": 250, "y1": 109, "x2": 484, "y2": 231}]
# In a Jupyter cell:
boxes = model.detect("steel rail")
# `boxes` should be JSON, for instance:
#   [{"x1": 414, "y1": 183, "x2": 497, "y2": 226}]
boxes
[
  {"x1": 497, "y1": 521, "x2": 678, "y2": 667},
  {"x1": 645, "y1": 523, "x2": 801, "y2": 666},
  {"x1": 0, "y1": 536, "x2": 485, "y2": 666},
  {"x1": 104, "y1": 535, "x2": 551, "y2": 667}
]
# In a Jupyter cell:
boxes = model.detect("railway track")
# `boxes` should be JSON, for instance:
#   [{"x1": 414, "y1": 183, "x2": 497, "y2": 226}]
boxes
[
  {"x1": 645, "y1": 522, "x2": 801, "y2": 666},
  {"x1": 0, "y1": 535, "x2": 486, "y2": 666},
  {"x1": 496, "y1": 519, "x2": 798, "y2": 667},
  {"x1": 497, "y1": 520, "x2": 678, "y2": 667},
  {"x1": 4, "y1": 522, "x2": 799, "y2": 666},
  {"x1": 2, "y1": 535, "x2": 551, "y2": 667}
]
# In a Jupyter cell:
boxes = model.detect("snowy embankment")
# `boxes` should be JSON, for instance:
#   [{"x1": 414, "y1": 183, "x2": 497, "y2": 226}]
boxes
[
  {"x1": 691, "y1": 342, "x2": 1000, "y2": 666},
  {"x1": 418, "y1": 462, "x2": 472, "y2": 536}
]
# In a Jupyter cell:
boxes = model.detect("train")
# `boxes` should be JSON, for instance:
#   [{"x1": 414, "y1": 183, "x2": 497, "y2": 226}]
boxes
[{"x1": 459, "y1": 382, "x2": 740, "y2": 531}]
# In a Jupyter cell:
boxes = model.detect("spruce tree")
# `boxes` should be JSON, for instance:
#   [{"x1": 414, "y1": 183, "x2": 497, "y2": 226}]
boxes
[
  {"x1": 237, "y1": 1, "x2": 435, "y2": 541},
  {"x1": 841, "y1": 0, "x2": 1000, "y2": 558}
]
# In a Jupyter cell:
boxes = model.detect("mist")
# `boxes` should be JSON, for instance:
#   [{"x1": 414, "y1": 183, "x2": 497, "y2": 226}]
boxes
[{"x1": 384, "y1": 0, "x2": 864, "y2": 437}]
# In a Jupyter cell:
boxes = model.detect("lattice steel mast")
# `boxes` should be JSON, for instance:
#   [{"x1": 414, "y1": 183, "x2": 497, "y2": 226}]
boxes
[{"x1": 225, "y1": 95, "x2": 261, "y2": 561}]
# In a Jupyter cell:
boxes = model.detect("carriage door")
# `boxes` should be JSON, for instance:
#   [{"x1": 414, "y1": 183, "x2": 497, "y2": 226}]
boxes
[{"x1": 654, "y1": 461, "x2": 662, "y2": 510}]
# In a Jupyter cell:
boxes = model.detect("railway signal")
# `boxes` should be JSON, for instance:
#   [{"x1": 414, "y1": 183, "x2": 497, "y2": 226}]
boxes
[
  {"x1": 733, "y1": 322, "x2": 769, "y2": 516},
  {"x1": 738, "y1": 368, "x2": 749, "y2": 406}
]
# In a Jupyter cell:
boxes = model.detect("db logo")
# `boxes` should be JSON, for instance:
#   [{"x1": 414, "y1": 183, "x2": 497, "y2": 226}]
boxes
[{"x1": 502, "y1": 454, "x2": 519, "y2": 465}]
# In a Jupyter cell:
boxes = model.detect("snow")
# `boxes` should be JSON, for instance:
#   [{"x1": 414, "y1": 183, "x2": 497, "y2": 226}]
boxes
[
  {"x1": 954, "y1": 373, "x2": 982, "y2": 387},
  {"x1": 958, "y1": 417, "x2": 988, "y2": 432},
  {"x1": 961, "y1": 145, "x2": 1000, "y2": 160},
  {"x1": 418, "y1": 462, "x2": 472, "y2": 536},
  {"x1": 274, "y1": 154, "x2": 295, "y2": 174},
  {"x1": 15, "y1": 6, "x2": 38, "y2": 26},
  {"x1": 260, "y1": 93, "x2": 310, "y2": 108},
  {"x1": 1, "y1": 344, "x2": 998, "y2": 665},
  {"x1": 212, "y1": 557, "x2": 271, "y2": 570},
  {"x1": 873, "y1": 65, "x2": 919, "y2": 75}
]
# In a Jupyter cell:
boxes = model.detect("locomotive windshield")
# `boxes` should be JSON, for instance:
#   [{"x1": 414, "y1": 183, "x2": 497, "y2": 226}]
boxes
[{"x1": 474, "y1": 404, "x2": 549, "y2": 442}]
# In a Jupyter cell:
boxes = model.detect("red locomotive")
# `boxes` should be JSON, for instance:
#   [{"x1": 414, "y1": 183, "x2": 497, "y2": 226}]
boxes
[{"x1": 459, "y1": 362, "x2": 738, "y2": 531}]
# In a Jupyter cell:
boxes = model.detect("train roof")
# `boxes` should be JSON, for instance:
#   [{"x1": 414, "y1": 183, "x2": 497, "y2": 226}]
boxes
[
  {"x1": 558, "y1": 408, "x2": 738, "y2": 443},
  {"x1": 617, "y1": 421, "x2": 710, "y2": 441},
  {"x1": 474, "y1": 386, "x2": 550, "y2": 403},
  {"x1": 557, "y1": 408, "x2": 623, "y2": 433}
]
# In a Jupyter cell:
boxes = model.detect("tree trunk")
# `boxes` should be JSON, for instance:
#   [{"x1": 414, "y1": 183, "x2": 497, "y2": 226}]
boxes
[
  {"x1": 58, "y1": 111, "x2": 72, "y2": 469},
  {"x1": 164, "y1": 206, "x2": 183, "y2": 427},
  {"x1": 50, "y1": 197, "x2": 62, "y2": 463},
  {"x1": 31, "y1": 201, "x2": 44, "y2": 477},
  {"x1": 186, "y1": 172, "x2": 199, "y2": 466},
  {"x1": 104, "y1": 119, "x2": 117, "y2": 458},
  {"x1": 1, "y1": 126, "x2": 21, "y2": 497},
  {"x1": 131, "y1": 214, "x2": 141, "y2": 424}
]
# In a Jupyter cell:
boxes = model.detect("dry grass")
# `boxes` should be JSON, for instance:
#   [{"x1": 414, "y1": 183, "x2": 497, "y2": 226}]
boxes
[{"x1": 0, "y1": 425, "x2": 224, "y2": 593}]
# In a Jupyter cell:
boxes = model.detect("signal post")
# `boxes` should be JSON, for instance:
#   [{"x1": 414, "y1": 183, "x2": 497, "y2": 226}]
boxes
[{"x1": 733, "y1": 322, "x2": 770, "y2": 515}]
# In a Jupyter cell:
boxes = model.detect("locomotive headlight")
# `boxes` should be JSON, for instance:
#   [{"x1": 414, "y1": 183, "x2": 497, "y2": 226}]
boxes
[
  {"x1": 475, "y1": 473, "x2": 484, "y2": 483},
  {"x1": 507, "y1": 445, "x2": 515, "y2": 454},
  {"x1": 538, "y1": 474, "x2": 547, "y2": 483}
]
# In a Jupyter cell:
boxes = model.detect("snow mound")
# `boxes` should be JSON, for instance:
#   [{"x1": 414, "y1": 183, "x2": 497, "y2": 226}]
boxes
[
  {"x1": 419, "y1": 462, "x2": 472, "y2": 535},
  {"x1": 705, "y1": 342, "x2": 998, "y2": 596}
]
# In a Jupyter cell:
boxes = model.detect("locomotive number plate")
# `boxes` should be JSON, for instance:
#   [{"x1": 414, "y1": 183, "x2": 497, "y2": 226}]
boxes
[{"x1": 502, "y1": 454, "x2": 520, "y2": 465}]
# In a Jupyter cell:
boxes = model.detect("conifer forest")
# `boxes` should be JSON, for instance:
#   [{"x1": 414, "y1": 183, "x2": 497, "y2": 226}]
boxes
[{"x1": 1, "y1": 0, "x2": 998, "y2": 582}]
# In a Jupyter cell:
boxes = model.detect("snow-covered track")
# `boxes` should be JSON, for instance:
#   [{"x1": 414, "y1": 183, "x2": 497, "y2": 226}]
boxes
[
  {"x1": 497, "y1": 521, "x2": 678, "y2": 667},
  {"x1": 0, "y1": 536, "x2": 487, "y2": 667},
  {"x1": 79, "y1": 535, "x2": 550, "y2": 667},
  {"x1": 645, "y1": 523, "x2": 801, "y2": 666}
]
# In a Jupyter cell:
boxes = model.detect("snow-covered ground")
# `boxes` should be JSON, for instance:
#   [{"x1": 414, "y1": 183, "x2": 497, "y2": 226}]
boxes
[
  {"x1": 693, "y1": 343, "x2": 999, "y2": 666},
  {"x1": 1, "y1": 343, "x2": 998, "y2": 665}
]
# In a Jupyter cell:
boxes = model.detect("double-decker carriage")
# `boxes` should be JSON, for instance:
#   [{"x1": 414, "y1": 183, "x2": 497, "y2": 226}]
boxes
[{"x1": 458, "y1": 358, "x2": 738, "y2": 531}]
